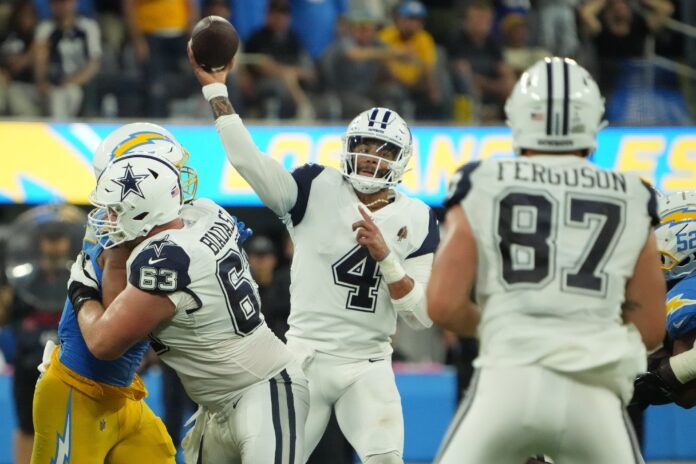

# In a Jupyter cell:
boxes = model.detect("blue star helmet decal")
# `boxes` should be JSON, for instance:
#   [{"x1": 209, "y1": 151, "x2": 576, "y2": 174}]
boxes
[{"x1": 113, "y1": 163, "x2": 148, "y2": 201}]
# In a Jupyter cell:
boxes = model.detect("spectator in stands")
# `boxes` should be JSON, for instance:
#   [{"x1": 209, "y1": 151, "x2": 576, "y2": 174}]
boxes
[
  {"x1": 246, "y1": 235, "x2": 291, "y2": 340},
  {"x1": 379, "y1": 0, "x2": 444, "y2": 119},
  {"x1": 0, "y1": 205, "x2": 83, "y2": 464},
  {"x1": 245, "y1": 0, "x2": 316, "y2": 119},
  {"x1": 500, "y1": 12, "x2": 549, "y2": 78},
  {"x1": 231, "y1": 0, "x2": 268, "y2": 41},
  {"x1": 323, "y1": 8, "x2": 394, "y2": 118},
  {"x1": 0, "y1": 1, "x2": 40, "y2": 116},
  {"x1": 33, "y1": 0, "x2": 101, "y2": 119},
  {"x1": 446, "y1": 0, "x2": 515, "y2": 121},
  {"x1": 290, "y1": 0, "x2": 348, "y2": 60},
  {"x1": 33, "y1": 0, "x2": 94, "y2": 19},
  {"x1": 535, "y1": 0, "x2": 580, "y2": 58},
  {"x1": 579, "y1": 0, "x2": 674, "y2": 95},
  {"x1": 122, "y1": 0, "x2": 198, "y2": 117}
]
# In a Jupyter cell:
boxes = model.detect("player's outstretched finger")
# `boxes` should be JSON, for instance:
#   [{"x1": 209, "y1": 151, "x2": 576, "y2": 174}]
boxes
[{"x1": 358, "y1": 204, "x2": 374, "y2": 224}]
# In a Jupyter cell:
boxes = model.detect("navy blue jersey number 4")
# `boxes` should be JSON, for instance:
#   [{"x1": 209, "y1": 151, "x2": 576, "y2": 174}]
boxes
[{"x1": 332, "y1": 245, "x2": 382, "y2": 312}]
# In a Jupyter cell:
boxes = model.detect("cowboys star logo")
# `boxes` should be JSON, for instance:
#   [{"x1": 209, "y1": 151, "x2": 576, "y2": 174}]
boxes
[{"x1": 113, "y1": 163, "x2": 148, "y2": 201}]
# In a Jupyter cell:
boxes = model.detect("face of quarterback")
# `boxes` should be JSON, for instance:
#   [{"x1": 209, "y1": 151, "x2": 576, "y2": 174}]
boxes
[{"x1": 351, "y1": 137, "x2": 398, "y2": 179}]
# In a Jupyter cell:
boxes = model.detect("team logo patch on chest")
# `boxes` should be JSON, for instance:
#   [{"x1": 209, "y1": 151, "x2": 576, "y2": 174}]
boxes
[{"x1": 397, "y1": 226, "x2": 408, "y2": 242}]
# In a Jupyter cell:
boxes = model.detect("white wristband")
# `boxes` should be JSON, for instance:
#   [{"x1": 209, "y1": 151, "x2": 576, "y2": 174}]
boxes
[
  {"x1": 379, "y1": 252, "x2": 406, "y2": 284},
  {"x1": 670, "y1": 347, "x2": 696, "y2": 384},
  {"x1": 202, "y1": 83, "x2": 228, "y2": 101}
]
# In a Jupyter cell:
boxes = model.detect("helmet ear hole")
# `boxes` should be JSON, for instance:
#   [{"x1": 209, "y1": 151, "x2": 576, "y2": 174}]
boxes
[{"x1": 133, "y1": 212, "x2": 149, "y2": 221}]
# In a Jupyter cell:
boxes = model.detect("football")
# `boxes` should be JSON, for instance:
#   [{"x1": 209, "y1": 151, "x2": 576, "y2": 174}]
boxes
[{"x1": 190, "y1": 15, "x2": 239, "y2": 72}]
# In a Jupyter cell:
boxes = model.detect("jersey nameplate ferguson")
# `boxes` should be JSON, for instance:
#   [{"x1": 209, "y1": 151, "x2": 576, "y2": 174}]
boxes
[{"x1": 496, "y1": 159, "x2": 627, "y2": 193}]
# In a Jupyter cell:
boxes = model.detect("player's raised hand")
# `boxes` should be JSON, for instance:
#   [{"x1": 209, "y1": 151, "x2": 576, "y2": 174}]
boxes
[
  {"x1": 187, "y1": 41, "x2": 233, "y2": 87},
  {"x1": 352, "y1": 204, "x2": 390, "y2": 261}
]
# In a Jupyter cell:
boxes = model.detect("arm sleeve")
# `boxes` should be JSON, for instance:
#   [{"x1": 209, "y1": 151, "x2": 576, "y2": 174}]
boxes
[
  {"x1": 394, "y1": 253, "x2": 434, "y2": 330},
  {"x1": 216, "y1": 114, "x2": 299, "y2": 217},
  {"x1": 84, "y1": 18, "x2": 102, "y2": 59}
]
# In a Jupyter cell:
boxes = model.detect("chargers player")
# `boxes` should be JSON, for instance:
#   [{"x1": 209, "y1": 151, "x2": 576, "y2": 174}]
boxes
[
  {"x1": 30, "y1": 123, "x2": 194, "y2": 463},
  {"x1": 427, "y1": 58, "x2": 665, "y2": 462},
  {"x1": 68, "y1": 153, "x2": 308, "y2": 464},
  {"x1": 189, "y1": 48, "x2": 437, "y2": 463},
  {"x1": 632, "y1": 190, "x2": 696, "y2": 408}
]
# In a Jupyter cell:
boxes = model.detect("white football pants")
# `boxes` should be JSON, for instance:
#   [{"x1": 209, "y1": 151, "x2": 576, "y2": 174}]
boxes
[
  {"x1": 183, "y1": 364, "x2": 309, "y2": 464},
  {"x1": 436, "y1": 365, "x2": 644, "y2": 464},
  {"x1": 300, "y1": 350, "x2": 404, "y2": 463}
]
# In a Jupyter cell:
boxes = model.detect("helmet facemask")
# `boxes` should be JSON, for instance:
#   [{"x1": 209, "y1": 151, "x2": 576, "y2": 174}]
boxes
[
  {"x1": 176, "y1": 149, "x2": 198, "y2": 201},
  {"x1": 341, "y1": 135, "x2": 409, "y2": 194}
]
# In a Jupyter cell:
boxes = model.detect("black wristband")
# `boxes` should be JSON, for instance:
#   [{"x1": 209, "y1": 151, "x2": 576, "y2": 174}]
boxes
[{"x1": 68, "y1": 281, "x2": 100, "y2": 314}]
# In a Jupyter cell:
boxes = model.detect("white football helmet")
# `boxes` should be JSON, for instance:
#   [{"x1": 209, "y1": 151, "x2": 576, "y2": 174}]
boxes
[
  {"x1": 88, "y1": 154, "x2": 183, "y2": 248},
  {"x1": 340, "y1": 107, "x2": 413, "y2": 194},
  {"x1": 505, "y1": 57, "x2": 606, "y2": 156},
  {"x1": 655, "y1": 190, "x2": 696, "y2": 282},
  {"x1": 93, "y1": 122, "x2": 198, "y2": 201}
]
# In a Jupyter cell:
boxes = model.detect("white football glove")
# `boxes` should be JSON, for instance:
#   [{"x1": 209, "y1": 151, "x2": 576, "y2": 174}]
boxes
[{"x1": 67, "y1": 251, "x2": 100, "y2": 313}]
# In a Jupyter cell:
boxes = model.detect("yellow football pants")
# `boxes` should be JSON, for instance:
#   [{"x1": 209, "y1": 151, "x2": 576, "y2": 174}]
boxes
[{"x1": 31, "y1": 353, "x2": 176, "y2": 463}]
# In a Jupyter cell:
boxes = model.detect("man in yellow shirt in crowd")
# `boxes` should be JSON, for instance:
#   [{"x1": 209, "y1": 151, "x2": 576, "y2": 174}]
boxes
[{"x1": 378, "y1": 0, "x2": 444, "y2": 119}]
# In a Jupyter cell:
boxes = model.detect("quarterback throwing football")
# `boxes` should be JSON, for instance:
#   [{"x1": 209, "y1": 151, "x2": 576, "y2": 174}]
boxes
[{"x1": 190, "y1": 46, "x2": 438, "y2": 464}]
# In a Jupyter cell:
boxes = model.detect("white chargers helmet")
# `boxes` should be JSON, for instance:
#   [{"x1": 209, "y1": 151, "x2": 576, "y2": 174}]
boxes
[
  {"x1": 656, "y1": 190, "x2": 696, "y2": 282},
  {"x1": 505, "y1": 57, "x2": 606, "y2": 156},
  {"x1": 93, "y1": 122, "x2": 198, "y2": 201},
  {"x1": 340, "y1": 107, "x2": 413, "y2": 194},
  {"x1": 88, "y1": 154, "x2": 183, "y2": 248}
]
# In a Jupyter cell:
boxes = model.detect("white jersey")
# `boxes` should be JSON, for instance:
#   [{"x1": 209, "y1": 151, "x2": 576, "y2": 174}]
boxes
[
  {"x1": 215, "y1": 115, "x2": 439, "y2": 360},
  {"x1": 283, "y1": 166, "x2": 438, "y2": 358},
  {"x1": 126, "y1": 198, "x2": 292, "y2": 410},
  {"x1": 447, "y1": 156, "x2": 659, "y2": 376}
]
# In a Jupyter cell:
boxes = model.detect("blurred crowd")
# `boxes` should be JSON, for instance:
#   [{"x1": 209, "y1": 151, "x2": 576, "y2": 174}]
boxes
[{"x1": 0, "y1": 0, "x2": 692, "y2": 123}]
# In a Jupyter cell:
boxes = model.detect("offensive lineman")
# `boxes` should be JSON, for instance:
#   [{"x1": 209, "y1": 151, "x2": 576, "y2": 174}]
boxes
[
  {"x1": 67, "y1": 151, "x2": 308, "y2": 463},
  {"x1": 189, "y1": 47, "x2": 438, "y2": 463},
  {"x1": 31, "y1": 123, "x2": 193, "y2": 464},
  {"x1": 427, "y1": 57, "x2": 665, "y2": 463}
]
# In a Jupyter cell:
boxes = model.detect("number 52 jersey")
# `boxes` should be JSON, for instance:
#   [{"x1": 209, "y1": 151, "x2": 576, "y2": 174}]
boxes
[{"x1": 447, "y1": 156, "x2": 659, "y2": 378}]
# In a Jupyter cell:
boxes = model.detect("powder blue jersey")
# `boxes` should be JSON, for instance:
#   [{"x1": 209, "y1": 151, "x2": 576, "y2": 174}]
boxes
[{"x1": 57, "y1": 229, "x2": 149, "y2": 387}]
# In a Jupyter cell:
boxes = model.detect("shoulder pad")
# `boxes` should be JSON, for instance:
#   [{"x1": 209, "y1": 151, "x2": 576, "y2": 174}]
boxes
[
  {"x1": 444, "y1": 161, "x2": 481, "y2": 210},
  {"x1": 129, "y1": 234, "x2": 191, "y2": 294},
  {"x1": 407, "y1": 207, "x2": 440, "y2": 259}
]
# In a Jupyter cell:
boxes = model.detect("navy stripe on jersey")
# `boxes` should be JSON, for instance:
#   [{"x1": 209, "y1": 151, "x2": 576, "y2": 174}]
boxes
[
  {"x1": 280, "y1": 369, "x2": 297, "y2": 464},
  {"x1": 270, "y1": 378, "x2": 283, "y2": 464},
  {"x1": 546, "y1": 60, "x2": 553, "y2": 135},
  {"x1": 640, "y1": 179, "x2": 660, "y2": 226},
  {"x1": 289, "y1": 164, "x2": 325, "y2": 226},
  {"x1": 562, "y1": 59, "x2": 570, "y2": 135},
  {"x1": 444, "y1": 161, "x2": 481, "y2": 210},
  {"x1": 407, "y1": 208, "x2": 440, "y2": 259}
]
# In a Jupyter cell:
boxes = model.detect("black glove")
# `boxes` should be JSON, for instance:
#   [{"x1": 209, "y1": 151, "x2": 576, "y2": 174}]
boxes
[{"x1": 631, "y1": 371, "x2": 677, "y2": 409}]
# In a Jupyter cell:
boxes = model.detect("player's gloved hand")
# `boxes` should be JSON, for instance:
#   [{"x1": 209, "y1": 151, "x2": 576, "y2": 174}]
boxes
[
  {"x1": 232, "y1": 216, "x2": 253, "y2": 244},
  {"x1": 631, "y1": 371, "x2": 676, "y2": 408},
  {"x1": 67, "y1": 251, "x2": 100, "y2": 314}
]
